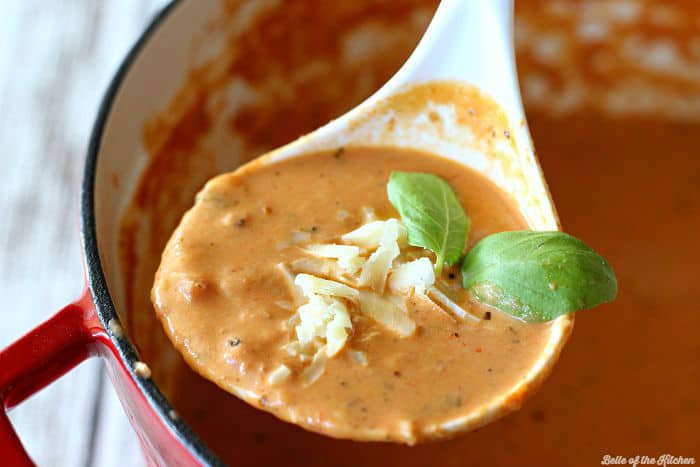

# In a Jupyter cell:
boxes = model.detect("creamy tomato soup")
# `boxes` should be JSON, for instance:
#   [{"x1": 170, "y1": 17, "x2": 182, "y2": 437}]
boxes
[
  {"x1": 152, "y1": 147, "x2": 553, "y2": 443},
  {"x1": 117, "y1": 1, "x2": 698, "y2": 464}
]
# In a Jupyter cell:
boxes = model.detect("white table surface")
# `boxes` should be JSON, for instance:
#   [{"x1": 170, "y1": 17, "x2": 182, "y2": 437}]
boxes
[{"x1": 0, "y1": 1, "x2": 170, "y2": 465}]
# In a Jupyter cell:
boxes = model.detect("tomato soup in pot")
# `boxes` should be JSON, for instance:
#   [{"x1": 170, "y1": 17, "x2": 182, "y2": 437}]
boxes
[{"x1": 117, "y1": 1, "x2": 699, "y2": 465}]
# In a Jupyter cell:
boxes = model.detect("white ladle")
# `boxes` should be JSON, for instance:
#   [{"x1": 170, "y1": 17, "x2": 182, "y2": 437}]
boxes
[
  {"x1": 256, "y1": 0, "x2": 573, "y2": 436},
  {"x1": 199, "y1": 0, "x2": 573, "y2": 441}
]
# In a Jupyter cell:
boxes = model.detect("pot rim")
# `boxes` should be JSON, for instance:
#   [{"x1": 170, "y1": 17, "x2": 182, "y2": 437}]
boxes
[{"x1": 81, "y1": 0, "x2": 222, "y2": 465}]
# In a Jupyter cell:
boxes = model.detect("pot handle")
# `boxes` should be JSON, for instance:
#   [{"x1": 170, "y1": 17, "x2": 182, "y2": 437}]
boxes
[{"x1": 0, "y1": 294, "x2": 99, "y2": 466}]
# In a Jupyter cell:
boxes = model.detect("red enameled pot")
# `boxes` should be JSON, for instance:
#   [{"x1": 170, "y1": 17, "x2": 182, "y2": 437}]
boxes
[{"x1": 0, "y1": 1, "x2": 221, "y2": 465}]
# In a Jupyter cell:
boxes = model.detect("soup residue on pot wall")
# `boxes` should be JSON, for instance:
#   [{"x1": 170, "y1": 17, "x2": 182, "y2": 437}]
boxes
[{"x1": 118, "y1": 1, "x2": 699, "y2": 465}]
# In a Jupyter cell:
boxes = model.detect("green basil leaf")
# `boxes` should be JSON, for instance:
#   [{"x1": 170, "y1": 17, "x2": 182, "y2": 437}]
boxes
[
  {"x1": 387, "y1": 172, "x2": 469, "y2": 274},
  {"x1": 461, "y1": 230, "x2": 617, "y2": 322}
]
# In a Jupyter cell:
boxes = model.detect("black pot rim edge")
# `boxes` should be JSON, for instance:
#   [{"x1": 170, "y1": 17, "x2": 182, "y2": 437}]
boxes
[{"x1": 81, "y1": 1, "x2": 222, "y2": 465}]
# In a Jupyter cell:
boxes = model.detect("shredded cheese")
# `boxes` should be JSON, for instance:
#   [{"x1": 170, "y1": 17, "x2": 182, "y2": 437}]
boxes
[
  {"x1": 294, "y1": 274, "x2": 359, "y2": 302},
  {"x1": 347, "y1": 350, "x2": 368, "y2": 366},
  {"x1": 325, "y1": 311, "x2": 351, "y2": 357},
  {"x1": 304, "y1": 244, "x2": 360, "y2": 259},
  {"x1": 275, "y1": 263, "x2": 304, "y2": 305},
  {"x1": 290, "y1": 257, "x2": 345, "y2": 279},
  {"x1": 301, "y1": 347, "x2": 328, "y2": 386},
  {"x1": 389, "y1": 257, "x2": 435, "y2": 295},
  {"x1": 341, "y1": 219, "x2": 408, "y2": 250},
  {"x1": 337, "y1": 255, "x2": 366, "y2": 275},
  {"x1": 358, "y1": 291, "x2": 416, "y2": 337},
  {"x1": 362, "y1": 206, "x2": 377, "y2": 223},
  {"x1": 276, "y1": 214, "x2": 477, "y2": 387},
  {"x1": 427, "y1": 286, "x2": 479, "y2": 322},
  {"x1": 292, "y1": 274, "x2": 356, "y2": 360},
  {"x1": 303, "y1": 244, "x2": 366, "y2": 275},
  {"x1": 274, "y1": 300, "x2": 294, "y2": 311},
  {"x1": 267, "y1": 364, "x2": 292, "y2": 385},
  {"x1": 358, "y1": 219, "x2": 401, "y2": 291},
  {"x1": 291, "y1": 230, "x2": 312, "y2": 244}
]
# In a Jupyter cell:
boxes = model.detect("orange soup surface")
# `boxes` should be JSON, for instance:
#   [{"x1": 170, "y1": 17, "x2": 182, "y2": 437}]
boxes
[{"x1": 152, "y1": 147, "x2": 554, "y2": 443}]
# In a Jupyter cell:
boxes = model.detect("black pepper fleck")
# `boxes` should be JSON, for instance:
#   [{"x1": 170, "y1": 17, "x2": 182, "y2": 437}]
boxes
[
  {"x1": 310, "y1": 226, "x2": 318, "y2": 233},
  {"x1": 484, "y1": 311, "x2": 492, "y2": 320},
  {"x1": 333, "y1": 147, "x2": 345, "y2": 159},
  {"x1": 531, "y1": 409, "x2": 545, "y2": 422},
  {"x1": 393, "y1": 371, "x2": 402, "y2": 377},
  {"x1": 235, "y1": 218, "x2": 246, "y2": 227},
  {"x1": 229, "y1": 338, "x2": 241, "y2": 347},
  {"x1": 448, "y1": 272, "x2": 456, "y2": 279},
  {"x1": 453, "y1": 332, "x2": 460, "y2": 338}
]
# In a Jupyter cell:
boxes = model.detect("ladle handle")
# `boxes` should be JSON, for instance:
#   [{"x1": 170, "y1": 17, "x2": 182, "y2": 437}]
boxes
[{"x1": 374, "y1": 0, "x2": 523, "y2": 123}]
